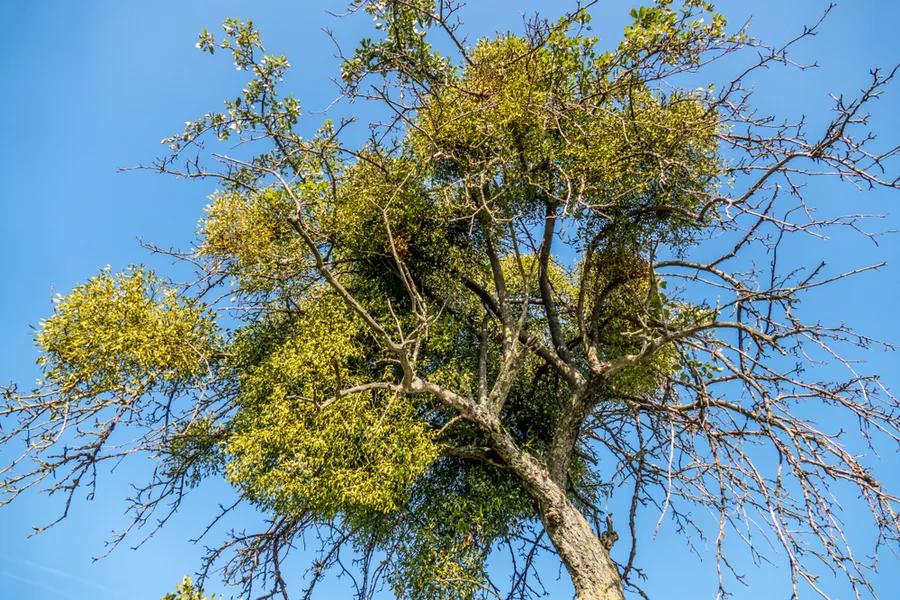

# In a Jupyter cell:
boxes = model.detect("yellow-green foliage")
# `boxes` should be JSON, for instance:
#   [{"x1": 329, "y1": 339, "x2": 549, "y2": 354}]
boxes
[
  {"x1": 161, "y1": 415, "x2": 226, "y2": 487},
  {"x1": 224, "y1": 291, "x2": 439, "y2": 518},
  {"x1": 420, "y1": 313, "x2": 479, "y2": 395},
  {"x1": 329, "y1": 157, "x2": 428, "y2": 259},
  {"x1": 413, "y1": 34, "x2": 721, "y2": 243},
  {"x1": 326, "y1": 154, "x2": 481, "y2": 303},
  {"x1": 582, "y1": 250, "x2": 679, "y2": 395},
  {"x1": 609, "y1": 349, "x2": 678, "y2": 398},
  {"x1": 161, "y1": 576, "x2": 217, "y2": 600},
  {"x1": 36, "y1": 266, "x2": 218, "y2": 395},
  {"x1": 562, "y1": 85, "x2": 721, "y2": 233},
  {"x1": 25, "y1": 9, "x2": 734, "y2": 600},
  {"x1": 414, "y1": 36, "x2": 551, "y2": 166},
  {"x1": 498, "y1": 253, "x2": 574, "y2": 300},
  {"x1": 419, "y1": 253, "x2": 578, "y2": 404},
  {"x1": 201, "y1": 187, "x2": 309, "y2": 293}
]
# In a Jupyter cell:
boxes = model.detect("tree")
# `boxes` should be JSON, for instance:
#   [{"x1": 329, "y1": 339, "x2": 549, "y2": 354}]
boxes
[{"x1": 2, "y1": 1, "x2": 899, "y2": 598}]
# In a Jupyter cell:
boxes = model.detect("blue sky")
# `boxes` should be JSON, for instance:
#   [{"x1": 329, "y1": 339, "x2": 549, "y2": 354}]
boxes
[{"x1": 1, "y1": 1, "x2": 899, "y2": 598}]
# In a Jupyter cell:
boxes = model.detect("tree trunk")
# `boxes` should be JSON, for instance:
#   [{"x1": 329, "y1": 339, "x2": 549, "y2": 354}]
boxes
[
  {"x1": 538, "y1": 487, "x2": 626, "y2": 600},
  {"x1": 479, "y1": 410, "x2": 624, "y2": 599}
]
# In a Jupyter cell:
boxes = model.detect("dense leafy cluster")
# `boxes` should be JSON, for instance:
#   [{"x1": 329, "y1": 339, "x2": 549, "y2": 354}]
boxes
[
  {"x1": 225, "y1": 293, "x2": 439, "y2": 517},
  {"x1": 36, "y1": 267, "x2": 218, "y2": 399}
]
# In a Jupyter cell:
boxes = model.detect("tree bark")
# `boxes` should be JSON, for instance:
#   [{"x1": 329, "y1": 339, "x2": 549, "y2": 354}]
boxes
[
  {"x1": 474, "y1": 407, "x2": 624, "y2": 599},
  {"x1": 537, "y1": 485, "x2": 625, "y2": 600}
]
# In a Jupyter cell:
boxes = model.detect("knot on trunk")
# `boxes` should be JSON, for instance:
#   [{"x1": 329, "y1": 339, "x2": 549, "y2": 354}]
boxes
[
  {"x1": 544, "y1": 501, "x2": 565, "y2": 527},
  {"x1": 599, "y1": 513, "x2": 618, "y2": 550}
]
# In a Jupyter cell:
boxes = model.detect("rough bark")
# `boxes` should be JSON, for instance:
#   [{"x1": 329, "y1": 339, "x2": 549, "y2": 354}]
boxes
[
  {"x1": 478, "y1": 408, "x2": 625, "y2": 600},
  {"x1": 538, "y1": 484, "x2": 625, "y2": 600}
]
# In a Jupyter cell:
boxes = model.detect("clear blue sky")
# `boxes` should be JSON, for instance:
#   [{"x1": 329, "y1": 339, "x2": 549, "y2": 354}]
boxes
[{"x1": 1, "y1": 1, "x2": 899, "y2": 598}]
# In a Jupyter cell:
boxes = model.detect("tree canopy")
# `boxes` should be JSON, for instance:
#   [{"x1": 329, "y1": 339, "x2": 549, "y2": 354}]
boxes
[{"x1": 3, "y1": 1, "x2": 900, "y2": 599}]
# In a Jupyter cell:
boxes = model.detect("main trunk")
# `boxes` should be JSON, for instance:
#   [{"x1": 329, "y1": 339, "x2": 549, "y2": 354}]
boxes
[
  {"x1": 479, "y1": 410, "x2": 624, "y2": 598},
  {"x1": 538, "y1": 487, "x2": 625, "y2": 600}
]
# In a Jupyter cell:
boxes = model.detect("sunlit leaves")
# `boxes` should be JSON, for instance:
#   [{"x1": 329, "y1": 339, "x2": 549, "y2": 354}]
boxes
[
  {"x1": 342, "y1": 0, "x2": 453, "y2": 90},
  {"x1": 224, "y1": 291, "x2": 439, "y2": 518},
  {"x1": 164, "y1": 19, "x2": 299, "y2": 152},
  {"x1": 201, "y1": 187, "x2": 310, "y2": 295},
  {"x1": 36, "y1": 266, "x2": 218, "y2": 398},
  {"x1": 621, "y1": 1, "x2": 738, "y2": 66},
  {"x1": 161, "y1": 576, "x2": 217, "y2": 600},
  {"x1": 227, "y1": 389, "x2": 438, "y2": 517},
  {"x1": 411, "y1": 30, "x2": 722, "y2": 249}
]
